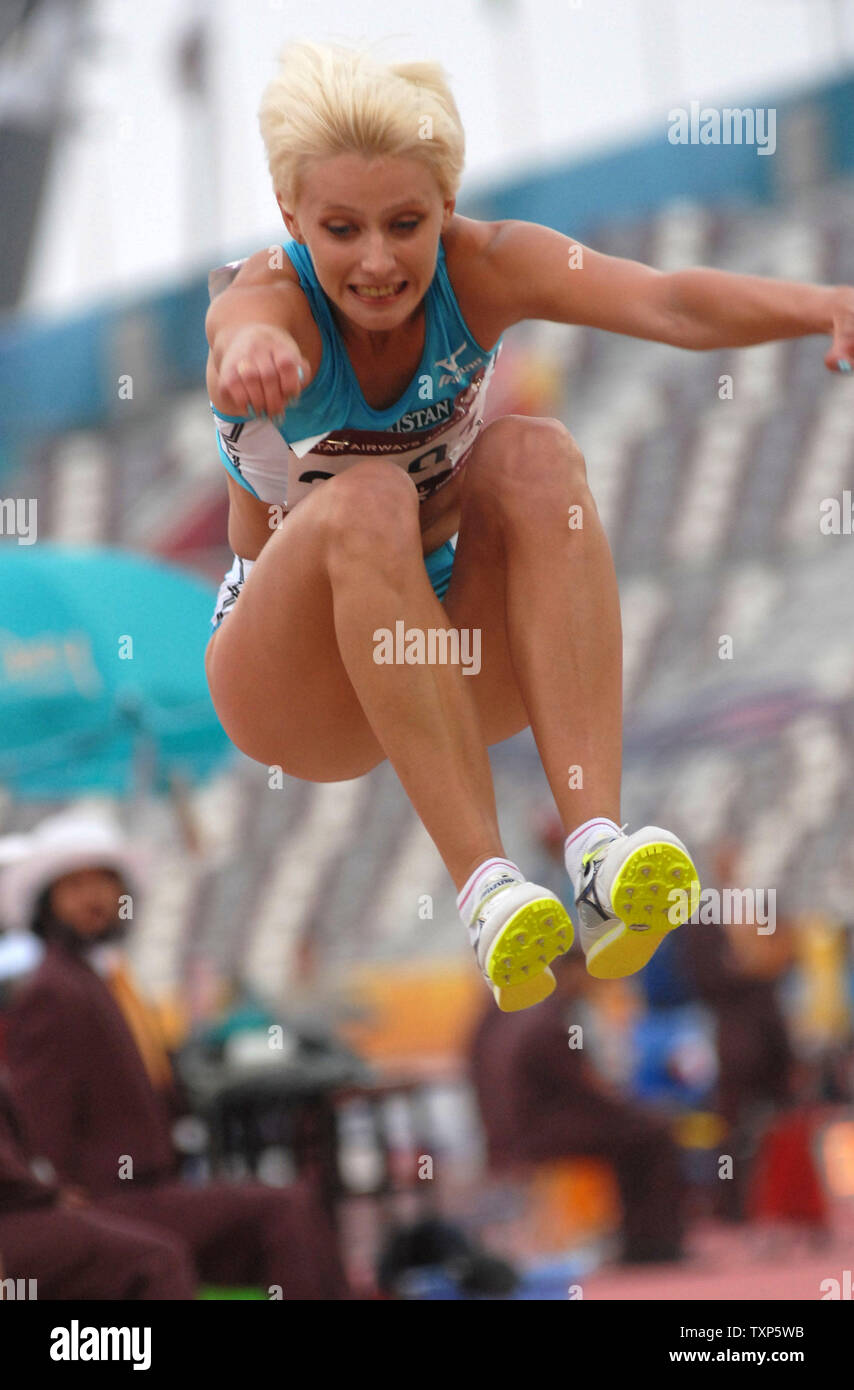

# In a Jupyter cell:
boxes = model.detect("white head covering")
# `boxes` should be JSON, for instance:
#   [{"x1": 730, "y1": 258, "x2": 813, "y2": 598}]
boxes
[{"x1": 0, "y1": 809, "x2": 147, "y2": 934}]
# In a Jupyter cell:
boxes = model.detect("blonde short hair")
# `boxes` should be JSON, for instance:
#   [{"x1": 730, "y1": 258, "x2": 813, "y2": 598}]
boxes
[{"x1": 258, "y1": 41, "x2": 465, "y2": 207}]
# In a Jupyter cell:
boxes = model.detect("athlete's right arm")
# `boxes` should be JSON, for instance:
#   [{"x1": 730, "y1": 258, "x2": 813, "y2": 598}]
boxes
[{"x1": 205, "y1": 249, "x2": 319, "y2": 418}]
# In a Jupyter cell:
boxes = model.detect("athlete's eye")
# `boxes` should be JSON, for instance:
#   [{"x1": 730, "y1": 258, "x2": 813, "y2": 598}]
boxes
[
  {"x1": 392, "y1": 219, "x2": 421, "y2": 233},
  {"x1": 326, "y1": 223, "x2": 353, "y2": 237}
]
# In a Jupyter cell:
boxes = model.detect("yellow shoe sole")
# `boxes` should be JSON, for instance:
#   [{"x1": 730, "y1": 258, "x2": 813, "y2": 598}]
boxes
[
  {"x1": 485, "y1": 897, "x2": 574, "y2": 1012},
  {"x1": 585, "y1": 842, "x2": 699, "y2": 981}
]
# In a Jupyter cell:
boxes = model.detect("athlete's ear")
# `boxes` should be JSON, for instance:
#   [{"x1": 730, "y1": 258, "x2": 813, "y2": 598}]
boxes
[
  {"x1": 442, "y1": 198, "x2": 456, "y2": 228},
  {"x1": 277, "y1": 195, "x2": 304, "y2": 243}
]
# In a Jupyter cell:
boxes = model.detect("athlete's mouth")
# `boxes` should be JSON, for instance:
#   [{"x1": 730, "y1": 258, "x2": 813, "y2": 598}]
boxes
[{"x1": 349, "y1": 281, "x2": 408, "y2": 301}]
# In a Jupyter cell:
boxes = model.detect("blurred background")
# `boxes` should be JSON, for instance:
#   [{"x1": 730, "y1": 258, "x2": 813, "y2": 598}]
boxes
[{"x1": 1, "y1": 0, "x2": 854, "y2": 1301}]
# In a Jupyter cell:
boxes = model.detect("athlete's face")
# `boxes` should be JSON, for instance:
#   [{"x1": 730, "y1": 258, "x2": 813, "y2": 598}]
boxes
[{"x1": 279, "y1": 154, "x2": 454, "y2": 332}]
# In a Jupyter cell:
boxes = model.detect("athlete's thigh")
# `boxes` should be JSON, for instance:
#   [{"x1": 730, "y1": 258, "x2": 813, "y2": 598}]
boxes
[
  {"x1": 205, "y1": 487, "x2": 387, "y2": 782},
  {"x1": 442, "y1": 437, "x2": 532, "y2": 747}
]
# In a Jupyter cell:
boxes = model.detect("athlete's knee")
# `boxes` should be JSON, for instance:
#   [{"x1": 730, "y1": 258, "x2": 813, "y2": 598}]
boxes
[
  {"x1": 320, "y1": 460, "x2": 419, "y2": 518},
  {"x1": 317, "y1": 461, "x2": 421, "y2": 574},
  {"x1": 469, "y1": 415, "x2": 588, "y2": 507}
]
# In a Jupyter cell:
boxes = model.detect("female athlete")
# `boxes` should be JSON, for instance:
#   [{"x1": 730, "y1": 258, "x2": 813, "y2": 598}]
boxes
[{"x1": 204, "y1": 42, "x2": 854, "y2": 1012}]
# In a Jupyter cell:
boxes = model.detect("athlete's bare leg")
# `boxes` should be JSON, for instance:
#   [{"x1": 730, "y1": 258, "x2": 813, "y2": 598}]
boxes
[
  {"x1": 206, "y1": 460, "x2": 507, "y2": 889},
  {"x1": 443, "y1": 414, "x2": 623, "y2": 835},
  {"x1": 205, "y1": 416, "x2": 622, "y2": 890}
]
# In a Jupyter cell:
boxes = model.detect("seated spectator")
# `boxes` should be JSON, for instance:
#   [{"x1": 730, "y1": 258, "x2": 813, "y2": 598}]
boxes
[
  {"x1": 0, "y1": 1071, "x2": 196, "y2": 1299},
  {"x1": 680, "y1": 842, "x2": 796, "y2": 1220},
  {"x1": 468, "y1": 951, "x2": 687, "y2": 1264},
  {"x1": 0, "y1": 809, "x2": 349, "y2": 1300}
]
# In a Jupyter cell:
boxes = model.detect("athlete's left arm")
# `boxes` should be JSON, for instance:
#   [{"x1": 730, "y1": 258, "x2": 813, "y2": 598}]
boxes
[{"x1": 488, "y1": 220, "x2": 854, "y2": 372}]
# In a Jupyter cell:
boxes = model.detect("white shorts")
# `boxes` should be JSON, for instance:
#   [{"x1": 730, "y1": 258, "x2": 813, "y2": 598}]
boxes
[{"x1": 210, "y1": 555, "x2": 255, "y2": 633}]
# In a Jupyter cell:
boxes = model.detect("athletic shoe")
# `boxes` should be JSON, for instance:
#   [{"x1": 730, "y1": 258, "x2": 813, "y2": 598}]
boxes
[
  {"x1": 466, "y1": 870, "x2": 574, "y2": 1012},
  {"x1": 573, "y1": 825, "x2": 699, "y2": 979}
]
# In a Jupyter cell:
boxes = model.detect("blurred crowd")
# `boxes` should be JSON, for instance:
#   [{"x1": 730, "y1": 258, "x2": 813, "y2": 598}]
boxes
[
  {"x1": 0, "y1": 810, "x2": 351, "y2": 1299},
  {"x1": 1, "y1": 804, "x2": 852, "y2": 1301}
]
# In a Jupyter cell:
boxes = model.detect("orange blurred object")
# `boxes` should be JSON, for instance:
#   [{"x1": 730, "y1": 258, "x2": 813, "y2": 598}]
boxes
[
  {"x1": 339, "y1": 958, "x2": 485, "y2": 1071},
  {"x1": 527, "y1": 1158, "x2": 620, "y2": 1252}
]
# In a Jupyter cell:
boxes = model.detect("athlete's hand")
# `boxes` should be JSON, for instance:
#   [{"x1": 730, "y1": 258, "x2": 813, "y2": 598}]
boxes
[
  {"x1": 218, "y1": 325, "x2": 310, "y2": 420},
  {"x1": 824, "y1": 287, "x2": 854, "y2": 375}
]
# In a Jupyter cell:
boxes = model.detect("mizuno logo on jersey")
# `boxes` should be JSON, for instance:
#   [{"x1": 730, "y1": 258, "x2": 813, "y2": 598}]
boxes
[{"x1": 434, "y1": 341, "x2": 483, "y2": 387}]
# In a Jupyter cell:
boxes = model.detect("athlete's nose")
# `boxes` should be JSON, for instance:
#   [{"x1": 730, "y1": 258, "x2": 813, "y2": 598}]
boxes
[{"x1": 357, "y1": 233, "x2": 398, "y2": 279}]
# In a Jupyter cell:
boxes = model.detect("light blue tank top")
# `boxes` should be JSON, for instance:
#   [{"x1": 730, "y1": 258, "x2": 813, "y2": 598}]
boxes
[
  {"x1": 279, "y1": 237, "x2": 501, "y2": 441},
  {"x1": 210, "y1": 238, "x2": 503, "y2": 509}
]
